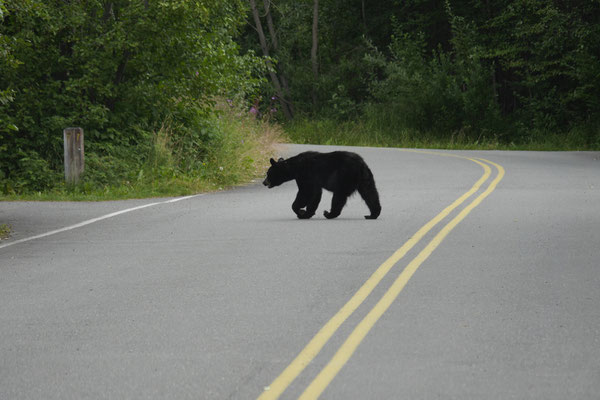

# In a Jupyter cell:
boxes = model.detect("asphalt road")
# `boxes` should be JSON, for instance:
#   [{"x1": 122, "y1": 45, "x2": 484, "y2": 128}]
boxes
[{"x1": 1, "y1": 144, "x2": 599, "y2": 399}]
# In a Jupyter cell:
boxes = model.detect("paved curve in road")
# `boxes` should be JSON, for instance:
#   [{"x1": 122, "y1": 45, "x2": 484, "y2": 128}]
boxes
[{"x1": 1, "y1": 145, "x2": 599, "y2": 399}]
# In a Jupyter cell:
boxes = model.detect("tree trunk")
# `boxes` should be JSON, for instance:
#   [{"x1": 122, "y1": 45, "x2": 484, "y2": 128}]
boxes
[
  {"x1": 249, "y1": 0, "x2": 293, "y2": 119},
  {"x1": 311, "y1": 0, "x2": 319, "y2": 109},
  {"x1": 361, "y1": 0, "x2": 367, "y2": 32},
  {"x1": 263, "y1": 0, "x2": 278, "y2": 50},
  {"x1": 262, "y1": 0, "x2": 293, "y2": 116}
]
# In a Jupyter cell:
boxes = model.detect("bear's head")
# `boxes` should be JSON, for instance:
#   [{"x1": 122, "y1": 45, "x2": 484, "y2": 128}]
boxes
[{"x1": 263, "y1": 157, "x2": 289, "y2": 188}]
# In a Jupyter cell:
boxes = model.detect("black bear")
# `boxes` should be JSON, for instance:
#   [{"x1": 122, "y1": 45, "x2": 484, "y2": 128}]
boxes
[{"x1": 263, "y1": 151, "x2": 381, "y2": 219}]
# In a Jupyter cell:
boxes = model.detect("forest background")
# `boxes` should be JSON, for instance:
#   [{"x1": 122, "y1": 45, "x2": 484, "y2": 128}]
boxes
[{"x1": 1, "y1": 0, "x2": 599, "y2": 198}]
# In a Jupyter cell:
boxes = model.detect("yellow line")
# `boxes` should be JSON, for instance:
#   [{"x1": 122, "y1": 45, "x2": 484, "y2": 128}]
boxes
[
  {"x1": 299, "y1": 158, "x2": 505, "y2": 399},
  {"x1": 258, "y1": 155, "x2": 493, "y2": 400}
]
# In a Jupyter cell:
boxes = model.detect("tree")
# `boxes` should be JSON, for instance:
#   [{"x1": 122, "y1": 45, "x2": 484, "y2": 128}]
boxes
[
  {"x1": 0, "y1": 0, "x2": 18, "y2": 134},
  {"x1": 241, "y1": 0, "x2": 599, "y2": 145},
  {"x1": 0, "y1": 0, "x2": 263, "y2": 191},
  {"x1": 311, "y1": 0, "x2": 319, "y2": 109},
  {"x1": 248, "y1": 0, "x2": 293, "y2": 119},
  {"x1": 485, "y1": 0, "x2": 600, "y2": 131}
]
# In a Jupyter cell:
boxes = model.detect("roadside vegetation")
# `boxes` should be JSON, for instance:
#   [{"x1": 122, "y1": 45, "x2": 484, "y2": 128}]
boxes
[
  {"x1": 245, "y1": 0, "x2": 599, "y2": 151},
  {"x1": 284, "y1": 116, "x2": 596, "y2": 151},
  {"x1": 0, "y1": 1, "x2": 282, "y2": 200},
  {"x1": 0, "y1": 223, "x2": 10, "y2": 240},
  {"x1": 1, "y1": 0, "x2": 599, "y2": 201},
  {"x1": 1, "y1": 103, "x2": 284, "y2": 200}
]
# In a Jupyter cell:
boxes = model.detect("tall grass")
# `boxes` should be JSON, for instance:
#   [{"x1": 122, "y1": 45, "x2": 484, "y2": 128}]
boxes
[
  {"x1": 1, "y1": 104, "x2": 285, "y2": 201},
  {"x1": 284, "y1": 116, "x2": 505, "y2": 150},
  {"x1": 285, "y1": 108, "x2": 599, "y2": 151}
]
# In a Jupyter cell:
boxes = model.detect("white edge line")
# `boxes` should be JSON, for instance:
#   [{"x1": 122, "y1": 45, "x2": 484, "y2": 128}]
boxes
[{"x1": 0, "y1": 194, "x2": 202, "y2": 250}]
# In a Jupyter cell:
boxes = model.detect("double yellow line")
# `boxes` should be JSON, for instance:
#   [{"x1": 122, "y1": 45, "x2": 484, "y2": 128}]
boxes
[{"x1": 258, "y1": 151, "x2": 505, "y2": 400}]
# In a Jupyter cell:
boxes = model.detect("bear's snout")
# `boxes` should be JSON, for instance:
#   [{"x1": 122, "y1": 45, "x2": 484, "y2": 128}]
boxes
[{"x1": 263, "y1": 178, "x2": 271, "y2": 188}]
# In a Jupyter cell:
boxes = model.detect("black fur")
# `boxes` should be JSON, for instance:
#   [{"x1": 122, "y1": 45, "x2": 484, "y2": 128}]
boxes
[{"x1": 263, "y1": 151, "x2": 381, "y2": 219}]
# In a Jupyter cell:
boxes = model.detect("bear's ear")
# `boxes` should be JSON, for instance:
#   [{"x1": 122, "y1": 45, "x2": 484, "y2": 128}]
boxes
[
  {"x1": 270, "y1": 158, "x2": 277, "y2": 166},
  {"x1": 278, "y1": 157, "x2": 284, "y2": 162}
]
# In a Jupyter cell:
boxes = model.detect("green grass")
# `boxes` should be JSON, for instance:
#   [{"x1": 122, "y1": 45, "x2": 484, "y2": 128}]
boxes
[
  {"x1": 284, "y1": 118, "x2": 600, "y2": 151},
  {"x1": 0, "y1": 224, "x2": 10, "y2": 240},
  {"x1": 3, "y1": 108, "x2": 597, "y2": 203},
  {"x1": 0, "y1": 105, "x2": 285, "y2": 201}
]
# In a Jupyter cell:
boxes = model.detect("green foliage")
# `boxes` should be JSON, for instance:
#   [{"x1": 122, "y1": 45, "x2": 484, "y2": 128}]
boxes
[
  {"x1": 365, "y1": 10, "x2": 502, "y2": 140},
  {"x1": 0, "y1": 223, "x2": 10, "y2": 240},
  {"x1": 242, "y1": 0, "x2": 386, "y2": 118},
  {"x1": 1, "y1": 102, "x2": 285, "y2": 200},
  {"x1": 285, "y1": 116, "x2": 593, "y2": 151},
  {"x1": 2, "y1": 0, "x2": 599, "y2": 198},
  {"x1": 0, "y1": 0, "x2": 19, "y2": 134},
  {"x1": 244, "y1": 0, "x2": 599, "y2": 148},
  {"x1": 1, "y1": 0, "x2": 265, "y2": 193},
  {"x1": 485, "y1": 0, "x2": 600, "y2": 133}
]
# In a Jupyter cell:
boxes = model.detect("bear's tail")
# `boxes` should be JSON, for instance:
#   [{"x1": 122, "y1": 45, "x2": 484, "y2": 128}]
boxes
[{"x1": 358, "y1": 167, "x2": 381, "y2": 219}]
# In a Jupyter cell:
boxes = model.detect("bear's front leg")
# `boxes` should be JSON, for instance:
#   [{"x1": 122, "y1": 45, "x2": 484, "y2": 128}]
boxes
[
  {"x1": 297, "y1": 210, "x2": 312, "y2": 219},
  {"x1": 302, "y1": 187, "x2": 322, "y2": 219},
  {"x1": 293, "y1": 186, "x2": 322, "y2": 219},
  {"x1": 292, "y1": 190, "x2": 311, "y2": 219}
]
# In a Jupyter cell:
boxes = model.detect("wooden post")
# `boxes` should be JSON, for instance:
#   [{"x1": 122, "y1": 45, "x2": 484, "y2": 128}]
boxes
[{"x1": 63, "y1": 127, "x2": 84, "y2": 184}]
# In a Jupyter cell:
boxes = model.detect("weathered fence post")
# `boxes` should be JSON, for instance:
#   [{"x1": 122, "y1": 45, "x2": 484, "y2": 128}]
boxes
[{"x1": 63, "y1": 127, "x2": 84, "y2": 184}]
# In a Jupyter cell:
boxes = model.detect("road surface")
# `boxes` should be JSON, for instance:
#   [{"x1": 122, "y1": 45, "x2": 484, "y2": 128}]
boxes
[{"x1": 1, "y1": 144, "x2": 599, "y2": 399}]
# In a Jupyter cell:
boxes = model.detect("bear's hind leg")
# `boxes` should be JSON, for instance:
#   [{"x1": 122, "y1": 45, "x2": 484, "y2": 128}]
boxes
[
  {"x1": 324, "y1": 192, "x2": 348, "y2": 219},
  {"x1": 358, "y1": 184, "x2": 381, "y2": 220}
]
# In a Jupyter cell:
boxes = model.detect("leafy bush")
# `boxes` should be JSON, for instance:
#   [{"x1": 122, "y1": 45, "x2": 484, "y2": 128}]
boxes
[
  {"x1": 0, "y1": 0, "x2": 264, "y2": 193},
  {"x1": 244, "y1": 0, "x2": 599, "y2": 148},
  {"x1": 365, "y1": 10, "x2": 502, "y2": 140},
  {"x1": 0, "y1": 100, "x2": 285, "y2": 200}
]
